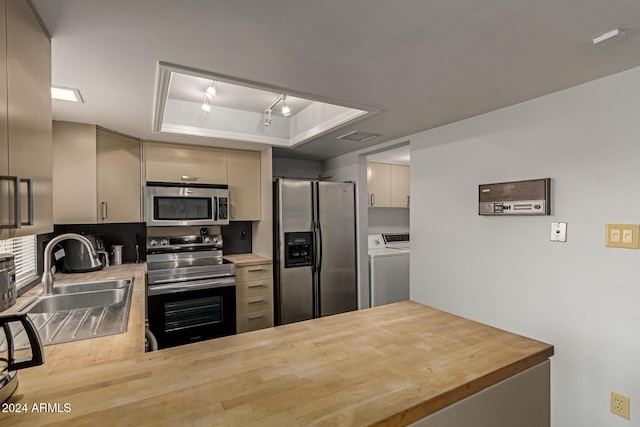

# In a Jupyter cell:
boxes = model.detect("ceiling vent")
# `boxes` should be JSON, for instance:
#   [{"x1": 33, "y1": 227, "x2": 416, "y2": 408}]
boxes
[{"x1": 336, "y1": 131, "x2": 380, "y2": 142}]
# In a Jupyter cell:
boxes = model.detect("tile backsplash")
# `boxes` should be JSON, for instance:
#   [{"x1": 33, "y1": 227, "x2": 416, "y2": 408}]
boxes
[
  {"x1": 37, "y1": 221, "x2": 252, "y2": 276},
  {"x1": 52, "y1": 223, "x2": 147, "y2": 264},
  {"x1": 221, "y1": 222, "x2": 252, "y2": 255}
]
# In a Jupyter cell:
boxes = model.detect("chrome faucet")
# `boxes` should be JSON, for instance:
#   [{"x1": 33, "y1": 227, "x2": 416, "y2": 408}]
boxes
[{"x1": 42, "y1": 233, "x2": 102, "y2": 295}]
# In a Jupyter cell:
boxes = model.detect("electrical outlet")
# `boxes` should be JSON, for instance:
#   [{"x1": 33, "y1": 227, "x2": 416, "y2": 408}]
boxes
[{"x1": 611, "y1": 391, "x2": 630, "y2": 420}]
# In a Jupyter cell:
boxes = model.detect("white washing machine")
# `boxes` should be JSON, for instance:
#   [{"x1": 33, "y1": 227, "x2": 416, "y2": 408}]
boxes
[{"x1": 368, "y1": 233, "x2": 410, "y2": 307}]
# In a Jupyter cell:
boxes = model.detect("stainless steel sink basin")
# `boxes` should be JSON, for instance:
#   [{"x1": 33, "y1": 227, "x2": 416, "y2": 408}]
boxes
[
  {"x1": 5, "y1": 277, "x2": 135, "y2": 348},
  {"x1": 24, "y1": 289, "x2": 125, "y2": 313},
  {"x1": 52, "y1": 279, "x2": 132, "y2": 295}
]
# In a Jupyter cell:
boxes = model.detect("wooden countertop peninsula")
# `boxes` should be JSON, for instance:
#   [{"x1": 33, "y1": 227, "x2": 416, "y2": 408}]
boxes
[{"x1": 3, "y1": 277, "x2": 553, "y2": 427}]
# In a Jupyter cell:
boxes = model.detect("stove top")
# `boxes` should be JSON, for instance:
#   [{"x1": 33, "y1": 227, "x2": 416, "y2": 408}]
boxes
[{"x1": 146, "y1": 233, "x2": 235, "y2": 285}]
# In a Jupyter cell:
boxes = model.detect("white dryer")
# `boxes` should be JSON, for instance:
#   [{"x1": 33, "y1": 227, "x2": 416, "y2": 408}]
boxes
[{"x1": 368, "y1": 233, "x2": 410, "y2": 307}]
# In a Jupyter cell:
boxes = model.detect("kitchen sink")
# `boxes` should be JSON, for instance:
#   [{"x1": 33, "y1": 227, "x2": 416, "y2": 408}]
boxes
[
  {"x1": 23, "y1": 289, "x2": 125, "y2": 313},
  {"x1": 4, "y1": 277, "x2": 135, "y2": 349},
  {"x1": 51, "y1": 278, "x2": 132, "y2": 295}
]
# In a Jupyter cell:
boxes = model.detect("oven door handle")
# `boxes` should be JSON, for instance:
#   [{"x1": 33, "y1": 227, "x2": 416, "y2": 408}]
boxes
[
  {"x1": 148, "y1": 278, "x2": 236, "y2": 296},
  {"x1": 148, "y1": 272, "x2": 234, "y2": 285}
]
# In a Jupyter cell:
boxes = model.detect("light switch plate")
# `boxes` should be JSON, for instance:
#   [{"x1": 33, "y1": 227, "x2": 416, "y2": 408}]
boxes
[
  {"x1": 606, "y1": 224, "x2": 640, "y2": 249},
  {"x1": 550, "y1": 222, "x2": 567, "y2": 242}
]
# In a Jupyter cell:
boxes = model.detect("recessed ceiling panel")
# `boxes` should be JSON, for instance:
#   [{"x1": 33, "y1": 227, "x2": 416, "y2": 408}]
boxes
[{"x1": 155, "y1": 63, "x2": 379, "y2": 147}]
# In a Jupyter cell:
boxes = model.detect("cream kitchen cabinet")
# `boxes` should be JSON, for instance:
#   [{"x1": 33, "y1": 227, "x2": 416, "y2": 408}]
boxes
[
  {"x1": 366, "y1": 162, "x2": 410, "y2": 208},
  {"x1": 53, "y1": 123, "x2": 141, "y2": 224},
  {"x1": 227, "y1": 149, "x2": 261, "y2": 221},
  {"x1": 0, "y1": 0, "x2": 52, "y2": 239},
  {"x1": 96, "y1": 129, "x2": 142, "y2": 223},
  {"x1": 367, "y1": 162, "x2": 391, "y2": 207},
  {"x1": 235, "y1": 264, "x2": 273, "y2": 334},
  {"x1": 144, "y1": 141, "x2": 227, "y2": 184},
  {"x1": 390, "y1": 164, "x2": 410, "y2": 208}
]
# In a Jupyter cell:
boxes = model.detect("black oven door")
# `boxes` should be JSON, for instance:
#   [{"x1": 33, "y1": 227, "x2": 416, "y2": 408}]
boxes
[{"x1": 147, "y1": 279, "x2": 236, "y2": 349}]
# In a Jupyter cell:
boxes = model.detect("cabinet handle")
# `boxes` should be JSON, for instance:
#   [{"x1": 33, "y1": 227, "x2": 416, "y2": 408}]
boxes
[
  {"x1": 248, "y1": 268, "x2": 265, "y2": 272},
  {"x1": 101, "y1": 201, "x2": 108, "y2": 220},
  {"x1": 248, "y1": 315, "x2": 264, "y2": 321},
  {"x1": 247, "y1": 284, "x2": 265, "y2": 289},
  {"x1": 0, "y1": 176, "x2": 21, "y2": 229},
  {"x1": 181, "y1": 175, "x2": 198, "y2": 181},
  {"x1": 371, "y1": 193, "x2": 375, "y2": 206},
  {"x1": 20, "y1": 178, "x2": 33, "y2": 226},
  {"x1": 248, "y1": 299, "x2": 264, "y2": 305},
  {"x1": 407, "y1": 195, "x2": 410, "y2": 208}
]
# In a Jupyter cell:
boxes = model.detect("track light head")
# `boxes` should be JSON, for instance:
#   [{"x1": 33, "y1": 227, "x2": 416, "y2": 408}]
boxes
[
  {"x1": 201, "y1": 102, "x2": 211, "y2": 113},
  {"x1": 264, "y1": 109, "x2": 272, "y2": 126},
  {"x1": 206, "y1": 82, "x2": 217, "y2": 98},
  {"x1": 281, "y1": 95, "x2": 291, "y2": 116}
]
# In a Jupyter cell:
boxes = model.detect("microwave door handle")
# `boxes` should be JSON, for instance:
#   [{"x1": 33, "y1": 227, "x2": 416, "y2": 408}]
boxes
[{"x1": 214, "y1": 196, "x2": 218, "y2": 221}]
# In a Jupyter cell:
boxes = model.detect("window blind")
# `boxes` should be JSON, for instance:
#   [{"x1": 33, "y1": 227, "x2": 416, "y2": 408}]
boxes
[{"x1": 0, "y1": 235, "x2": 38, "y2": 290}]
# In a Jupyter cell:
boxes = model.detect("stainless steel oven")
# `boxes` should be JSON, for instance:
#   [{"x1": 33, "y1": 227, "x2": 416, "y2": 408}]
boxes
[
  {"x1": 146, "y1": 234, "x2": 236, "y2": 349},
  {"x1": 145, "y1": 182, "x2": 229, "y2": 227}
]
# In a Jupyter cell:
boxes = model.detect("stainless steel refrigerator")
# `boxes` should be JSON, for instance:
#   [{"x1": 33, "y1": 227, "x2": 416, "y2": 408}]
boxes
[{"x1": 274, "y1": 179, "x2": 358, "y2": 325}]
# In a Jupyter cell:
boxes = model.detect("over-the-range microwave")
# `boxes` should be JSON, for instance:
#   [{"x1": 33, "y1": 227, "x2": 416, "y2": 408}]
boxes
[{"x1": 145, "y1": 182, "x2": 229, "y2": 226}]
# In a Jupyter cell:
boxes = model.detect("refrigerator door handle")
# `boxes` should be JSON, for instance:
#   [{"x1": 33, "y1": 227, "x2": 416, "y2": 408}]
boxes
[
  {"x1": 316, "y1": 222, "x2": 323, "y2": 273},
  {"x1": 313, "y1": 220, "x2": 322, "y2": 316}
]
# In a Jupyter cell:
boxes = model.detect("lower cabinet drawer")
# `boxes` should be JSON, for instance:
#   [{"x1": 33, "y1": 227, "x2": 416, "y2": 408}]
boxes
[
  {"x1": 236, "y1": 295, "x2": 273, "y2": 314},
  {"x1": 236, "y1": 264, "x2": 272, "y2": 282},
  {"x1": 237, "y1": 310, "x2": 273, "y2": 333},
  {"x1": 236, "y1": 279, "x2": 273, "y2": 299}
]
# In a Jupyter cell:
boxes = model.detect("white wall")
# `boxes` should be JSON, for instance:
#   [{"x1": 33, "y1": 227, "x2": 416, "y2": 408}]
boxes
[
  {"x1": 368, "y1": 208, "x2": 409, "y2": 234},
  {"x1": 410, "y1": 65, "x2": 640, "y2": 427}
]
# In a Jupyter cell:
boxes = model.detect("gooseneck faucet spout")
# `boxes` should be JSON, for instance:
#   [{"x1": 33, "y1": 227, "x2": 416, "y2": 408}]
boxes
[{"x1": 42, "y1": 233, "x2": 101, "y2": 296}]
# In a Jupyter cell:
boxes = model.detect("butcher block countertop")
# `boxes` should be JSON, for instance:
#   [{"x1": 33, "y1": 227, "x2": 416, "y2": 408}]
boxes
[
  {"x1": 224, "y1": 253, "x2": 272, "y2": 267},
  {"x1": 3, "y1": 294, "x2": 553, "y2": 426}
]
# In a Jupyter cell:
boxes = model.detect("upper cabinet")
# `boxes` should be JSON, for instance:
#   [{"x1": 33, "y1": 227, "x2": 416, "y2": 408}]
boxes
[
  {"x1": 0, "y1": 1, "x2": 8, "y2": 180},
  {"x1": 390, "y1": 164, "x2": 410, "y2": 208},
  {"x1": 367, "y1": 162, "x2": 391, "y2": 207},
  {"x1": 367, "y1": 162, "x2": 410, "y2": 208},
  {"x1": 144, "y1": 142, "x2": 227, "y2": 184},
  {"x1": 0, "y1": 0, "x2": 52, "y2": 238},
  {"x1": 96, "y1": 129, "x2": 142, "y2": 223},
  {"x1": 53, "y1": 122, "x2": 141, "y2": 224},
  {"x1": 227, "y1": 150, "x2": 261, "y2": 221}
]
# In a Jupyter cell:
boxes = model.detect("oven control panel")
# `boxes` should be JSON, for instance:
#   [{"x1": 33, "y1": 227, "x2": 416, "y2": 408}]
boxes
[{"x1": 146, "y1": 234, "x2": 222, "y2": 251}]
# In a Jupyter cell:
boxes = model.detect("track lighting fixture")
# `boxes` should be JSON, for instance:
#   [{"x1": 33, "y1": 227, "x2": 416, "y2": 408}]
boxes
[
  {"x1": 263, "y1": 94, "x2": 292, "y2": 120},
  {"x1": 201, "y1": 101, "x2": 211, "y2": 113},
  {"x1": 264, "y1": 109, "x2": 272, "y2": 126}
]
